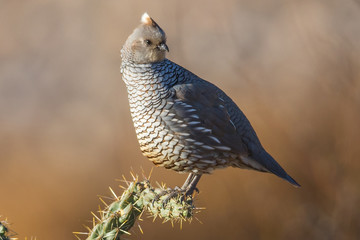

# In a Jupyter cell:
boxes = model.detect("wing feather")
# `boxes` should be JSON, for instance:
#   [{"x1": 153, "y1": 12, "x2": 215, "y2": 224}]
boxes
[{"x1": 168, "y1": 82, "x2": 248, "y2": 154}]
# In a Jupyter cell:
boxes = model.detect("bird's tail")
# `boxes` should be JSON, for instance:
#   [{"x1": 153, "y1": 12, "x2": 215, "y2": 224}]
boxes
[{"x1": 251, "y1": 150, "x2": 301, "y2": 187}]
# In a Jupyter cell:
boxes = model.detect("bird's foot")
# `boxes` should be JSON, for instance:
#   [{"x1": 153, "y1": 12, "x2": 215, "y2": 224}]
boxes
[
  {"x1": 152, "y1": 187, "x2": 171, "y2": 205},
  {"x1": 161, "y1": 187, "x2": 185, "y2": 206},
  {"x1": 153, "y1": 187, "x2": 200, "y2": 207},
  {"x1": 185, "y1": 186, "x2": 199, "y2": 195},
  {"x1": 152, "y1": 186, "x2": 198, "y2": 206},
  {"x1": 151, "y1": 186, "x2": 181, "y2": 206}
]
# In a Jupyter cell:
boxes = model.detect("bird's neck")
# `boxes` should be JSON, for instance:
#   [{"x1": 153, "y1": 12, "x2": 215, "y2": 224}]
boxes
[
  {"x1": 121, "y1": 58, "x2": 178, "y2": 111},
  {"x1": 121, "y1": 57, "x2": 179, "y2": 87}
]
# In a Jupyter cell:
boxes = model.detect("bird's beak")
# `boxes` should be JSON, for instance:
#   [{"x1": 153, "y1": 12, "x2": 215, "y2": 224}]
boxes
[{"x1": 158, "y1": 43, "x2": 169, "y2": 52}]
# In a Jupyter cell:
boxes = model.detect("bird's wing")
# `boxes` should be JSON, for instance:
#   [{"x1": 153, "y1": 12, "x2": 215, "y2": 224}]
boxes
[
  {"x1": 168, "y1": 81, "x2": 249, "y2": 155},
  {"x1": 167, "y1": 79, "x2": 300, "y2": 186}
]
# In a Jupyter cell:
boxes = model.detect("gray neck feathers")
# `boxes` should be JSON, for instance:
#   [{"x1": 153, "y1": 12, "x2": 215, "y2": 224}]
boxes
[{"x1": 121, "y1": 51, "x2": 183, "y2": 89}]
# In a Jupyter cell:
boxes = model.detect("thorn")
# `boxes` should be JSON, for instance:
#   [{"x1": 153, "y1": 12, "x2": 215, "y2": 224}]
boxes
[
  {"x1": 98, "y1": 205, "x2": 104, "y2": 219},
  {"x1": 138, "y1": 210, "x2": 144, "y2": 221},
  {"x1": 140, "y1": 166, "x2": 146, "y2": 179},
  {"x1": 73, "y1": 231, "x2": 89, "y2": 235},
  {"x1": 119, "y1": 228, "x2": 131, "y2": 235},
  {"x1": 119, "y1": 219, "x2": 128, "y2": 227},
  {"x1": 132, "y1": 204, "x2": 141, "y2": 213},
  {"x1": 74, "y1": 234, "x2": 82, "y2": 240},
  {"x1": 90, "y1": 212, "x2": 101, "y2": 222},
  {"x1": 119, "y1": 220, "x2": 131, "y2": 235},
  {"x1": 98, "y1": 197, "x2": 108, "y2": 208},
  {"x1": 117, "y1": 179, "x2": 130, "y2": 184},
  {"x1": 117, "y1": 219, "x2": 132, "y2": 236},
  {"x1": 122, "y1": 175, "x2": 129, "y2": 186},
  {"x1": 118, "y1": 190, "x2": 125, "y2": 200},
  {"x1": 194, "y1": 216, "x2": 203, "y2": 224},
  {"x1": 138, "y1": 223, "x2": 144, "y2": 234},
  {"x1": 82, "y1": 224, "x2": 92, "y2": 232},
  {"x1": 109, "y1": 187, "x2": 119, "y2": 200},
  {"x1": 180, "y1": 218, "x2": 183, "y2": 230},
  {"x1": 148, "y1": 167, "x2": 154, "y2": 180},
  {"x1": 130, "y1": 171, "x2": 136, "y2": 181},
  {"x1": 97, "y1": 195, "x2": 113, "y2": 201},
  {"x1": 112, "y1": 230, "x2": 120, "y2": 240},
  {"x1": 195, "y1": 207, "x2": 206, "y2": 210}
]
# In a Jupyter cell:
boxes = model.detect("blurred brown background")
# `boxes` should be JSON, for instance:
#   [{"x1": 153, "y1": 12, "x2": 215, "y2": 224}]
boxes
[{"x1": 1, "y1": 0, "x2": 360, "y2": 239}]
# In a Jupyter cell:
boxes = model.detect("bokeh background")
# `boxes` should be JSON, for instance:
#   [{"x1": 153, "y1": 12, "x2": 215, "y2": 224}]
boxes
[{"x1": 1, "y1": 0, "x2": 360, "y2": 239}]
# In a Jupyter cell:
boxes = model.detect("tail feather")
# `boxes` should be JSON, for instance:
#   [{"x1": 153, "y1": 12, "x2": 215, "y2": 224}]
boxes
[
  {"x1": 251, "y1": 150, "x2": 301, "y2": 187},
  {"x1": 284, "y1": 173, "x2": 301, "y2": 188}
]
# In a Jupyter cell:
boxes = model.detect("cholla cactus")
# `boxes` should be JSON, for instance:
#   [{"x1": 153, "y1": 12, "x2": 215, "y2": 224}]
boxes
[
  {"x1": 0, "y1": 222, "x2": 9, "y2": 240},
  {"x1": 0, "y1": 220, "x2": 17, "y2": 240},
  {"x1": 0, "y1": 219, "x2": 34, "y2": 240},
  {"x1": 77, "y1": 177, "x2": 199, "y2": 240}
]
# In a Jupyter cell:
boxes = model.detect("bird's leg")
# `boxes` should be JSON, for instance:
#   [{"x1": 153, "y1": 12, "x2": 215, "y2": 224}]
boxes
[
  {"x1": 181, "y1": 173, "x2": 196, "y2": 190},
  {"x1": 184, "y1": 174, "x2": 202, "y2": 196},
  {"x1": 154, "y1": 173, "x2": 202, "y2": 206},
  {"x1": 151, "y1": 174, "x2": 193, "y2": 205},
  {"x1": 151, "y1": 186, "x2": 180, "y2": 206},
  {"x1": 153, "y1": 174, "x2": 193, "y2": 199}
]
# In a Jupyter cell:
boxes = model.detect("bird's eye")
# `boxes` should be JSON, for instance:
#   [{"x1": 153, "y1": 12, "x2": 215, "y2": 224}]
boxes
[{"x1": 145, "y1": 39, "x2": 152, "y2": 46}]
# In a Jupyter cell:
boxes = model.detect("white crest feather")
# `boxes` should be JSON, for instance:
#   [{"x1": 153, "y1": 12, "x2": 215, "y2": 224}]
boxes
[{"x1": 141, "y1": 12, "x2": 152, "y2": 25}]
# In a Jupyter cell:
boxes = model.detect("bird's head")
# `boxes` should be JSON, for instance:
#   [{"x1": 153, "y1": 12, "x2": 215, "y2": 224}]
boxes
[{"x1": 122, "y1": 13, "x2": 169, "y2": 64}]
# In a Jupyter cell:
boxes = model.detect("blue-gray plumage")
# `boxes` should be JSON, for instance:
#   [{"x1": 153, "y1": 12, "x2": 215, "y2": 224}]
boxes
[{"x1": 121, "y1": 13, "x2": 300, "y2": 195}]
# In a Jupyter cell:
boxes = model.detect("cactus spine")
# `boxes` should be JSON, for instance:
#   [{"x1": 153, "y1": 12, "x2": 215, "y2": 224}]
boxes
[{"x1": 78, "y1": 178, "x2": 197, "y2": 240}]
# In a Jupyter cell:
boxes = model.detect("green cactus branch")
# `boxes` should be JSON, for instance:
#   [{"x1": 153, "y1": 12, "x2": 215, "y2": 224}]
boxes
[
  {"x1": 0, "y1": 220, "x2": 18, "y2": 240},
  {"x1": 1, "y1": 176, "x2": 200, "y2": 240},
  {"x1": 76, "y1": 177, "x2": 200, "y2": 240},
  {"x1": 1, "y1": 219, "x2": 37, "y2": 240},
  {"x1": 0, "y1": 222, "x2": 10, "y2": 240}
]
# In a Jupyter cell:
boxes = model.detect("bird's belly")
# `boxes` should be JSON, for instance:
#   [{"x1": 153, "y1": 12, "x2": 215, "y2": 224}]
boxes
[{"x1": 131, "y1": 111, "x2": 236, "y2": 174}]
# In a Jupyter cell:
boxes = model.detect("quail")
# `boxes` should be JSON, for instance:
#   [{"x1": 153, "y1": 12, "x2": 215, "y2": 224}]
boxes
[{"x1": 120, "y1": 13, "x2": 300, "y2": 196}]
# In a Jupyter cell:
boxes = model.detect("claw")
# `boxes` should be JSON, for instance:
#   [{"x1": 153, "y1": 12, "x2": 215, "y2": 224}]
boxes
[
  {"x1": 184, "y1": 185, "x2": 200, "y2": 197},
  {"x1": 152, "y1": 188, "x2": 171, "y2": 206},
  {"x1": 161, "y1": 189, "x2": 182, "y2": 207},
  {"x1": 152, "y1": 174, "x2": 202, "y2": 206},
  {"x1": 152, "y1": 186, "x2": 185, "y2": 206}
]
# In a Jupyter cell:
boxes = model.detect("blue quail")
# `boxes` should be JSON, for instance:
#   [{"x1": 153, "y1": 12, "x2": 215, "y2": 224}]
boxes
[{"x1": 120, "y1": 13, "x2": 300, "y2": 195}]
